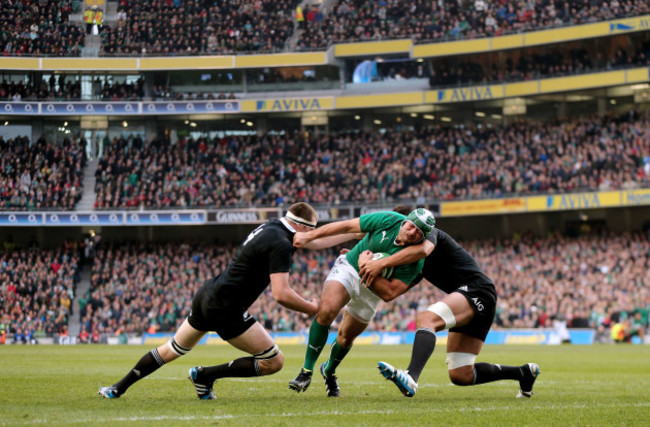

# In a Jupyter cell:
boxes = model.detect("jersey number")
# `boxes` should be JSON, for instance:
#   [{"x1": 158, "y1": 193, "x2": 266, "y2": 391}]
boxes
[{"x1": 243, "y1": 225, "x2": 264, "y2": 246}]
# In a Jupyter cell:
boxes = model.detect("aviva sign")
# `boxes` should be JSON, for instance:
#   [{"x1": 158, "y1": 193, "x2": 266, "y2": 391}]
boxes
[
  {"x1": 435, "y1": 84, "x2": 502, "y2": 103},
  {"x1": 249, "y1": 97, "x2": 334, "y2": 112}
]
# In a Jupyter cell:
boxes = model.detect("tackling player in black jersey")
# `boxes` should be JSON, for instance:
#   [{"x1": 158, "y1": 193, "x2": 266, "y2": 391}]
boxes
[
  {"x1": 99, "y1": 202, "x2": 351, "y2": 400},
  {"x1": 359, "y1": 208, "x2": 540, "y2": 399}
]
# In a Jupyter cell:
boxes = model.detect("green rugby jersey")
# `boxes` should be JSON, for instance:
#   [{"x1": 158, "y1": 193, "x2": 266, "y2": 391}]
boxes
[{"x1": 345, "y1": 211, "x2": 424, "y2": 285}]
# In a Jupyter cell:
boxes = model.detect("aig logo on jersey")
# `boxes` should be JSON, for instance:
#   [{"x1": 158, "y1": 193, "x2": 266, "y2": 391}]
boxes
[{"x1": 471, "y1": 297, "x2": 484, "y2": 311}]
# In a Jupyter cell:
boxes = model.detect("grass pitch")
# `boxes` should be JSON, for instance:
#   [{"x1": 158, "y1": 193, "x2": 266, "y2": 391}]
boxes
[{"x1": 1, "y1": 344, "x2": 649, "y2": 426}]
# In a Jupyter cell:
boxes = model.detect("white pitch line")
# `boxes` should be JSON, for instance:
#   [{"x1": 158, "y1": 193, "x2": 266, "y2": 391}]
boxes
[{"x1": 9, "y1": 402, "x2": 650, "y2": 425}]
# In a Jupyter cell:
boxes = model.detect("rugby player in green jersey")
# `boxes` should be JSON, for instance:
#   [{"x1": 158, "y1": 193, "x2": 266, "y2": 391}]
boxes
[{"x1": 288, "y1": 208, "x2": 436, "y2": 397}]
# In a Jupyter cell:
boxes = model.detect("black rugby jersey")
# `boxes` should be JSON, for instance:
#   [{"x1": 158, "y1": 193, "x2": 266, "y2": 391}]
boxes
[
  {"x1": 415, "y1": 228, "x2": 494, "y2": 293},
  {"x1": 204, "y1": 218, "x2": 296, "y2": 312}
]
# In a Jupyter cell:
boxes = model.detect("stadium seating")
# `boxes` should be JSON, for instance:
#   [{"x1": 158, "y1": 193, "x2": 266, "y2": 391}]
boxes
[
  {"x1": 297, "y1": 0, "x2": 650, "y2": 50},
  {"x1": 0, "y1": 243, "x2": 82, "y2": 342},
  {"x1": 0, "y1": 0, "x2": 84, "y2": 56},
  {"x1": 0, "y1": 136, "x2": 86, "y2": 210},
  {"x1": 100, "y1": 0, "x2": 299, "y2": 55},
  {"x1": 76, "y1": 231, "x2": 650, "y2": 336},
  {"x1": 93, "y1": 111, "x2": 650, "y2": 209}
]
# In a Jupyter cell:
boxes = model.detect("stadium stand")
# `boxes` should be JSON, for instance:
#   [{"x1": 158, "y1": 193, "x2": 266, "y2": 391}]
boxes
[
  {"x1": 0, "y1": 242, "x2": 82, "y2": 343},
  {"x1": 427, "y1": 44, "x2": 650, "y2": 87},
  {"x1": 74, "y1": 231, "x2": 649, "y2": 338},
  {"x1": 297, "y1": 0, "x2": 650, "y2": 50},
  {"x1": 93, "y1": 111, "x2": 650, "y2": 209},
  {"x1": 100, "y1": 0, "x2": 300, "y2": 55},
  {"x1": 0, "y1": 0, "x2": 84, "y2": 56},
  {"x1": 0, "y1": 136, "x2": 86, "y2": 210}
]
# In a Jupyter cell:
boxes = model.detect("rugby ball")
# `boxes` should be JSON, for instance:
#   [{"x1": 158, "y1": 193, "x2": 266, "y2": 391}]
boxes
[{"x1": 371, "y1": 252, "x2": 394, "y2": 279}]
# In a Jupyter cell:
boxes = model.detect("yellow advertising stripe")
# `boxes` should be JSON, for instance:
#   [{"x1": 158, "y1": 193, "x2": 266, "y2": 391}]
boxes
[
  {"x1": 41, "y1": 58, "x2": 138, "y2": 70},
  {"x1": 505, "y1": 81, "x2": 538, "y2": 97},
  {"x1": 336, "y1": 92, "x2": 423, "y2": 109},
  {"x1": 235, "y1": 52, "x2": 327, "y2": 68},
  {"x1": 539, "y1": 71, "x2": 624, "y2": 93},
  {"x1": 621, "y1": 188, "x2": 650, "y2": 206},
  {"x1": 425, "y1": 84, "x2": 503, "y2": 104},
  {"x1": 626, "y1": 67, "x2": 650, "y2": 84},
  {"x1": 335, "y1": 40, "x2": 412, "y2": 57},
  {"x1": 440, "y1": 198, "x2": 526, "y2": 217},
  {"x1": 140, "y1": 56, "x2": 233, "y2": 70},
  {"x1": 0, "y1": 57, "x2": 40, "y2": 70},
  {"x1": 525, "y1": 196, "x2": 548, "y2": 212},
  {"x1": 491, "y1": 34, "x2": 524, "y2": 50},
  {"x1": 413, "y1": 38, "x2": 491, "y2": 58},
  {"x1": 413, "y1": 15, "x2": 650, "y2": 59},
  {"x1": 242, "y1": 97, "x2": 334, "y2": 113},
  {"x1": 529, "y1": 191, "x2": 621, "y2": 212},
  {"x1": 524, "y1": 22, "x2": 608, "y2": 46}
]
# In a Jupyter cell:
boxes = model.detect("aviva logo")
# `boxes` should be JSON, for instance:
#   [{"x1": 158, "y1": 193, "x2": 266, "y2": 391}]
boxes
[
  {"x1": 257, "y1": 98, "x2": 323, "y2": 111},
  {"x1": 610, "y1": 22, "x2": 635, "y2": 32},
  {"x1": 438, "y1": 86, "x2": 493, "y2": 102},
  {"x1": 547, "y1": 193, "x2": 601, "y2": 210}
]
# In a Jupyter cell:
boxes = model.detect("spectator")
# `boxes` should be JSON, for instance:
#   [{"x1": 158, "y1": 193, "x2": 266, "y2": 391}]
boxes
[
  {"x1": 77, "y1": 229, "x2": 650, "y2": 336},
  {"x1": 0, "y1": 245, "x2": 81, "y2": 340},
  {"x1": 0, "y1": 136, "x2": 85, "y2": 210},
  {"x1": 94, "y1": 111, "x2": 650, "y2": 209}
]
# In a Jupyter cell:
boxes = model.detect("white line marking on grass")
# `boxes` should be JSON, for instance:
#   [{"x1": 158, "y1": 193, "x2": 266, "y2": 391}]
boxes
[
  {"x1": 9, "y1": 402, "x2": 650, "y2": 425},
  {"x1": 150, "y1": 377, "x2": 448, "y2": 387}
]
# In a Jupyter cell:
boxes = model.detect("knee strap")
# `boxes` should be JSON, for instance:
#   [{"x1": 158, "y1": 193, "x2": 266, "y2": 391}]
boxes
[
  {"x1": 446, "y1": 352, "x2": 477, "y2": 370},
  {"x1": 167, "y1": 337, "x2": 192, "y2": 357},
  {"x1": 254, "y1": 344, "x2": 280, "y2": 360},
  {"x1": 427, "y1": 301, "x2": 457, "y2": 329}
]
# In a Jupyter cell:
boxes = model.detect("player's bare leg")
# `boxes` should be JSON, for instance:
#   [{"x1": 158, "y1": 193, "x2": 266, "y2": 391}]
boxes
[
  {"x1": 320, "y1": 310, "x2": 369, "y2": 397},
  {"x1": 99, "y1": 319, "x2": 205, "y2": 398},
  {"x1": 447, "y1": 332, "x2": 540, "y2": 398},
  {"x1": 290, "y1": 280, "x2": 350, "y2": 393},
  {"x1": 378, "y1": 292, "x2": 474, "y2": 397},
  {"x1": 189, "y1": 322, "x2": 283, "y2": 400}
]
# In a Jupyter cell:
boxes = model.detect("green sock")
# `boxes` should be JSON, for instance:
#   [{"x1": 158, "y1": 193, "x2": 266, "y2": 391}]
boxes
[
  {"x1": 324, "y1": 341, "x2": 351, "y2": 377},
  {"x1": 303, "y1": 320, "x2": 330, "y2": 371}
]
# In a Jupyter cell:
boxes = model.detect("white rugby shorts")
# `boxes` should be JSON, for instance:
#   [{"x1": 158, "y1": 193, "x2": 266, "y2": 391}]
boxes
[{"x1": 325, "y1": 255, "x2": 382, "y2": 323}]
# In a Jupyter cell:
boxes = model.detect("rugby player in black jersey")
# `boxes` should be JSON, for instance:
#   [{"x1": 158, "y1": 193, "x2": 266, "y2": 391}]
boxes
[
  {"x1": 99, "y1": 202, "x2": 353, "y2": 400},
  {"x1": 359, "y1": 208, "x2": 540, "y2": 399}
]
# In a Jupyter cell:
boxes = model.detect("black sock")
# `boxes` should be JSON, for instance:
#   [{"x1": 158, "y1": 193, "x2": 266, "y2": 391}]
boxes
[
  {"x1": 201, "y1": 357, "x2": 260, "y2": 382},
  {"x1": 473, "y1": 363, "x2": 524, "y2": 385},
  {"x1": 114, "y1": 348, "x2": 165, "y2": 394},
  {"x1": 406, "y1": 328, "x2": 436, "y2": 382}
]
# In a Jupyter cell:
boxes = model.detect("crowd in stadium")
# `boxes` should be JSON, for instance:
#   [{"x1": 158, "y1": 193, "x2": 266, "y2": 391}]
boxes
[
  {"x1": 1, "y1": 0, "x2": 648, "y2": 57},
  {"x1": 0, "y1": 76, "x2": 144, "y2": 102},
  {"x1": 101, "y1": 0, "x2": 299, "y2": 55},
  {"x1": 0, "y1": 0, "x2": 84, "y2": 56},
  {"x1": 428, "y1": 43, "x2": 650, "y2": 87},
  {"x1": 0, "y1": 242, "x2": 81, "y2": 343},
  {"x1": 0, "y1": 136, "x2": 86, "y2": 210},
  {"x1": 296, "y1": 0, "x2": 650, "y2": 50},
  {"x1": 93, "y1": 111, "x2": 650, "y2": 209},
  {"x1": 4, "y1": 228, "x2": 644, "y2": 343}
]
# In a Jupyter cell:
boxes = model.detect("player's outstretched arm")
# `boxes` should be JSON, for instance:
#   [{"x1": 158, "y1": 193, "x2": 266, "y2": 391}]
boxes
[
  {"x1": 270, "y1": 272, "x2": 319, "y2": 316},
  {"x1": 367, "y1": 277, "x2": 409, "y2": 302},
  {"x1": 293, "y1": 218, "x2": 362, "y2": 248},
  {"x1": 359, "y1": 240, "x2": 435, "y2": 285},
  {"x1": 303, "y1": 232, "x2": 365, "y2": 250}
]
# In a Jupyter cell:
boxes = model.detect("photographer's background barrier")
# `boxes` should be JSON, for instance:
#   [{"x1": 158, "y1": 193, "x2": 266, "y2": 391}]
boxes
[{"x1": 141, "y1": 329, "x2": 596, "y2": 346}]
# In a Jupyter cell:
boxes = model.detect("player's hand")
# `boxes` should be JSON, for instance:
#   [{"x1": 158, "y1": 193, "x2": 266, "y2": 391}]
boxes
[
  {"x1": 360, "y1": 253, "x2": 384, "y2": 287},
  {"x1": 306, "y1": 298, "x2": 320, "y2": 317},
  {"x1": 293, "y1": 231, "x2": 314, "y2": 248},
  {"x1": 358, "y1": 250, "x2": 373, "y2": 268},
  {"x1": 339, "y1": 248, "x2": 350, "y2": 255}
]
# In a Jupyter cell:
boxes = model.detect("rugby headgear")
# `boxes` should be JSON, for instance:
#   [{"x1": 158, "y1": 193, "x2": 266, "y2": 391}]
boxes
[{"x1": 404, "y1": 208, "x2": 436, "y2": 240}]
